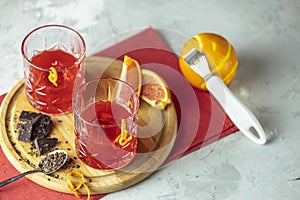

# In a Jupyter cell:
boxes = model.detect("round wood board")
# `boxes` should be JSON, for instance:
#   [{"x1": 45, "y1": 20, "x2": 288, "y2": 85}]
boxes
[{"x1": 0, "y1": 56, "x2": 177, "y2": 195}]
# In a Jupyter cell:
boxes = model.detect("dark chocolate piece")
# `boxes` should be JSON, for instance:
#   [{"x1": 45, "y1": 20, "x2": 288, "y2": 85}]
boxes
[
  {"x1": 18, "y1": 122, "x2": 34, "y2": 142},
  {"x1": 38, "y1": 114, "x2": 51, "y2": 125},
  {"x1": 31, "y1": 120, "x2": 53, "y2": 140},
  {"x1": 19, "y1": 111, "x2": 42, "y2": 122},
  {"x1": 34, "y1": 138, "x2": 58, "y2": 156},
  {"x1": 32, "y1": 113, "x2": 52, "y2": 140},
  {"x1": 17, "y1": 116, "x2": 41, "y2": 142},
  {"x1": 17, "y1": 111, "x2": 53, "y2": 141}
]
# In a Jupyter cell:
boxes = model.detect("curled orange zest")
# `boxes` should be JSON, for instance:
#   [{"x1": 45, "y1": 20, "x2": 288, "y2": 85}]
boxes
[
  {"x1": 66, "y1": 169, "x2": 90, "y2": 200},
  {"x1": 114, "y1": 119, "x2": 132, "y2": 146},
  {"x1": 48, "y1": 67, "x2": 58, "y2": 87}
]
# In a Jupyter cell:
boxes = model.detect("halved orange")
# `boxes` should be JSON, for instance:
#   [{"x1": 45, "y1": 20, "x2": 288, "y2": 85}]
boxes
[
  {"x1": 141, "y1": 69, "x2": 171, "y2": 110},
  {"x1": 120, "y1": 55, "x2": 142, "y2": 96},
  {"x1": 179, "y1": 33, "x2": 238, "y2": 90}
]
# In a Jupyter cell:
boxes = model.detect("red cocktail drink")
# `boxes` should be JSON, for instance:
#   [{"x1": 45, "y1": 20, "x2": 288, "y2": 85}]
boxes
[
  {"x1": 75, "y1": 101, "x2": 137, "y2": 169},
  {"x1": 73, "y1": 78, "x2": 139, "y2": 170},
  {"x1": 21, "y1": 25, "x2": 86, "y2": 114}
]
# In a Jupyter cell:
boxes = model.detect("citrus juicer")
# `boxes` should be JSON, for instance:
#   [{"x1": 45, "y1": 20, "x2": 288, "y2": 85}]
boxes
[{"x1": 183, "y1": 48, "x2": 266, "y2": 145}]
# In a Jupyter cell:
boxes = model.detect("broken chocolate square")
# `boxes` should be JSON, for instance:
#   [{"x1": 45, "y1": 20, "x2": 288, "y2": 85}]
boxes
[
  {"x1": 34, "y1": 138, "x2": 58, "y2": 156},
  {"x1": 31, "y1": 117, "x2": 53, "y2": 140},
  {"x1": 19, "y1": 111, "x2": 42, "y2": 122},
  {"x1": 17, "y1": 115, "x2": 41, "y2": 142},
  {"x1": 39, "y1": 114, "x2": 51, "y2": 125},
  {"x1": 18, "y1": 122, "x2": 34, "y2": 142},
  {"x1": 17, "y1": 111, "x2": 53, "y2": 141}
]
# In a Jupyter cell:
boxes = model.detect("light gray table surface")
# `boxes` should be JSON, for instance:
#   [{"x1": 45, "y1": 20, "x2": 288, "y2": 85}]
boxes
[{"x1": 1, "y1": 0, "x2": 300, "y2": 199}]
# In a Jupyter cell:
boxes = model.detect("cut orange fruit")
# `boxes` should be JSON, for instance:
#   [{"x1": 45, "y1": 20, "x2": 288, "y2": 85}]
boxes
[
  {"x1": 179, "y1": 33, "x2": 238, "y2": 90},
  {"x1": 141, "y1": 69, "x2": 171, "y2": 110},
  {"x1": 120, "y1": 55, "x2": 142, "y2": 96}
]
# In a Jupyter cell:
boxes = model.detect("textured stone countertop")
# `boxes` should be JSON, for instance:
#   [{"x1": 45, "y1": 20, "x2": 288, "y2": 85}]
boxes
[{"x1": 1, "y1": 0, "x2": 300, "y2": 199}]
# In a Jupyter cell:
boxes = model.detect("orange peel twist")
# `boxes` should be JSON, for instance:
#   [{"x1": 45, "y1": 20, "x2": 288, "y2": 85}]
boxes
[
  {"x1": 66, "y1": 169, "x2": 90, "y2": 200},
  {"x1": 114, "y1": 119, "x2": 132, "y2": 146},
  {"x1": 48, "y1": 66, "x2": 58, "y2": 87}
]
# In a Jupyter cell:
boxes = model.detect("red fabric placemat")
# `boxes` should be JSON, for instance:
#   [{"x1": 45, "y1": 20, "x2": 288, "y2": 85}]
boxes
[{"x1": 0, "y1": 28, "x2": 238, "y2": 200}]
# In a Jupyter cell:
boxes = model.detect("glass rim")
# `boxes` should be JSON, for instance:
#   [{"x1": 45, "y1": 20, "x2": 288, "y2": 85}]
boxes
[
  {"x1": 21, "y1": 24, "x2": 86, "y2": 72},
  {"x1": 73, "y1": 77, "x2": 140, "y2": 126}
]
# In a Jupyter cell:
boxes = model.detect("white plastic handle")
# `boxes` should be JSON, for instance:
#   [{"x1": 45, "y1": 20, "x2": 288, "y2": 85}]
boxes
[{"x1": 206, "y1": 76, "x2": 267, "y2": 145}]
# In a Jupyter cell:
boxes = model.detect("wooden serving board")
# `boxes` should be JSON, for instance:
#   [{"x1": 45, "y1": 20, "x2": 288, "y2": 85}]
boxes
[{"x1": 0, "y1": 57, "x2": 177, "y2": 194}]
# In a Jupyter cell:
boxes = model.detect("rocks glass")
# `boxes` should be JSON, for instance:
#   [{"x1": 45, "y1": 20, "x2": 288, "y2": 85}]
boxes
[
  {"x1": 21, "y1": 24, "x2": 86, "y2": 114},
  {"x1": 73, "y1": 78, "x2": 139, "y2": 170}
]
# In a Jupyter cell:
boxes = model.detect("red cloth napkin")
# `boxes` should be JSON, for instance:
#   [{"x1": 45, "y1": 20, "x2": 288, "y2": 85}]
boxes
[{"x1": 0, "y1": 28, "x2": 238, "y2": 200}]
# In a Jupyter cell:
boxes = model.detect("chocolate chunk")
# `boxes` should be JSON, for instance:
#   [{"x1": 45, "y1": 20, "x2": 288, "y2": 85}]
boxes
[
  {"x1": 19, "y1": 111, "x2": 42, "y2": 122},
  {"x1": 19, "y1": 111, "x2": 51, "y2": 127},
  {"x1": 18, "y1": 122, "x2": 34, "y2": 142},
  {"x1": 31, "y1": 120, "x2": 53, "y2": 140},
  {"x1": 32, "y1": 113, "x2": 52, "y2": 140},
  {"x1": 38, "y1": 114, "x2": 51, "y2": 125},
  {"x1": 17, "y1": 116, "x2": 41, "y2": 142},
  {"x1": 34, "y1": 138, "x2": 58, "y2": 156},
  {"x1": 17, "y1": 111, "x2": 53, "y2": 141}
]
